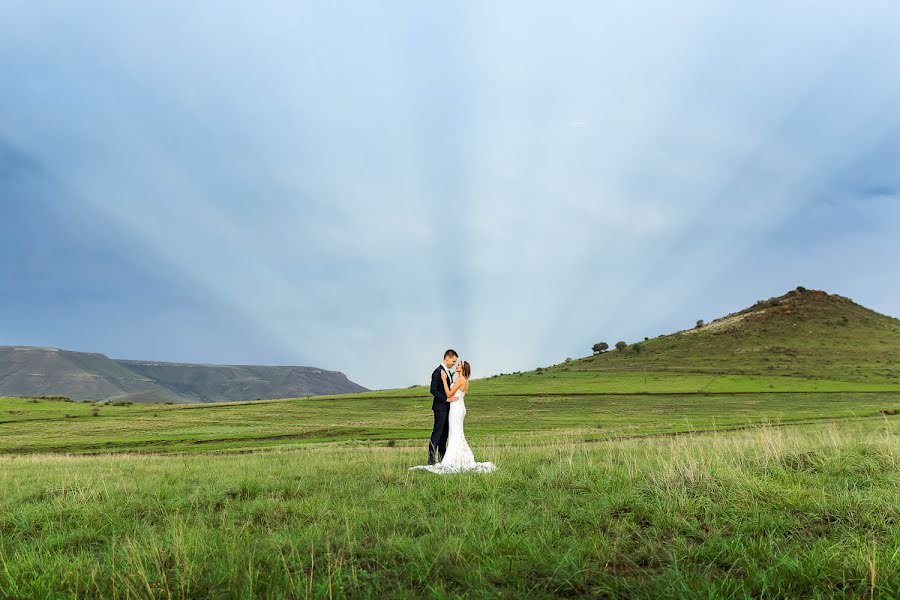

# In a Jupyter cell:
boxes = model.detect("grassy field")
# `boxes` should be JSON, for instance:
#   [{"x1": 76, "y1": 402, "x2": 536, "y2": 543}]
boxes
[
  {"x1": 354, "y1": 371, "x2": 900, "y2": 399},
  {"x1": 1, "y1": 289, "x2": 898, "y2": 597},
  {"x1": 2, "y1": 390, "x2": 899, "y2": 455},
  {"x1": 1, "y1": 419, "x2": 898, "y2": 598},
  {"x1": 1, "y1": 388, "x2": 899, "y2": 598}
]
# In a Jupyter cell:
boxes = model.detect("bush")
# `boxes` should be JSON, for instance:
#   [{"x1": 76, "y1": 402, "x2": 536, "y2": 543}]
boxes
[
  {"x1": 696, "y1": 319, "x2": 704, "y2": 328},
  {"x1": 564, "y1": 358, "x2": 572, "y2": 363},
  {"x1": 592, "y1": 342, "x2": 609, "y2": 354},
  {"x1": 796, "y1": 285, "x2": 807, "y2": 293},
  {"x1": 632, "y1": 343, "x2": 643, "y2": 354},
  {"x1": 615, "y1": 341, "x2": 627, "y2": 352}
]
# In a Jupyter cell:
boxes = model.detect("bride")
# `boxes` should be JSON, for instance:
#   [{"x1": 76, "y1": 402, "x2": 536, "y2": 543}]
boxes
[{"x1": 410, "y1": 359, "x2": 496, "y2": 474}]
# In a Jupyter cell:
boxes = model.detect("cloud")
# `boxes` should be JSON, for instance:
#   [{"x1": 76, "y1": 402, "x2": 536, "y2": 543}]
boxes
[{"x1": 2, "y1": 0, "x2": 900, "y2": 389}]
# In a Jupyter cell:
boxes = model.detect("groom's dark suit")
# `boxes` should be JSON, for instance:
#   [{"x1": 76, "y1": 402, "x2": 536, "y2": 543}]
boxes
[{"x1": 428, "y1": 365, "x2": 453, "y2": 464}]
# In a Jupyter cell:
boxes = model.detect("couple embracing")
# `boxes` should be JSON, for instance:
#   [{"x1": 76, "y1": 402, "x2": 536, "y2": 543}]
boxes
[{"x1": 410, "y1": 349, "x2": 496, "y2": 474}]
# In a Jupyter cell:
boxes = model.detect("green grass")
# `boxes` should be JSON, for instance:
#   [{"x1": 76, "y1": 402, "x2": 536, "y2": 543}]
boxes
[
  {"x1": 568, "y1": 289, "x2": 900, "y2": 384},
  {"x1": 1, "y1": 389, "x2": 899, "y2": 598},
  {"x1": 357, "y1": 371, "x2": 900, "y2": 399},
  {"x1": 1, "y1": 419, "x2": 897, "y2": 598},
  {"x1": 3, "y1": 391, "x2": 899, "y2": 455},
  {"x1": 1, "y1": 288, "x2": 897, "y2": 597}
]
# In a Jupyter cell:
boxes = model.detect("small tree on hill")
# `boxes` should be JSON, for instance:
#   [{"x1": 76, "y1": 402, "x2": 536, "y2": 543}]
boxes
[
  {"x1": 615, "y1": 341, "x2": 627, "y2": 352},
  {"x1": 696, "y1": 319, "x2": 704, "y2": 328},
  {"x1": 592, "y1": 342, "x2": 609, "y2": 354}
]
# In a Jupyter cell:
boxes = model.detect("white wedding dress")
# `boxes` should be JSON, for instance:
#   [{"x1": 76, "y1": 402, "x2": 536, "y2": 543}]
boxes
[{"x1": 410, "y1": 390, "x2": 496, "y2": 474}]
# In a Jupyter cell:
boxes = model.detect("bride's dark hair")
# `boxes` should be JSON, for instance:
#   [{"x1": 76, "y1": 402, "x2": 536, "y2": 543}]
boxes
[{"x1": 461, "y1": 361, "x2": 471, "y2": 378}]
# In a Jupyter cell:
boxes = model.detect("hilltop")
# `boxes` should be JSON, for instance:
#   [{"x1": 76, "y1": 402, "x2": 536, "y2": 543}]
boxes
[
  {"x1": 0, "y1": 346, "x2": 368, "y2": 403},
  {"x1": 565, "y1": 287, "x2": 899, "y2": 384}
]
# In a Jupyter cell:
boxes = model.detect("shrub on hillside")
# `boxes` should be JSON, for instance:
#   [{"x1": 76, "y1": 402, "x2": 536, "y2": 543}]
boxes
[
  {"x1": 615, "y1": 341, "x2": 627, "y2": 352},
  {"x1": 696, "y1": 319, "x2": 704, "y2": 328},
  {"x1": 592, "y1": 342, "x2": 609, "y2": 354}
]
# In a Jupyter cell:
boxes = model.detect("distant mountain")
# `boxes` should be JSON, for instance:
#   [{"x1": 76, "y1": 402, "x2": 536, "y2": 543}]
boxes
[
  {"x1": 0, "y1": 347, "x2": 368, "y2": 403},
  {"x1": 572, "y1": 287, "x2": 900, "y2": 383}
]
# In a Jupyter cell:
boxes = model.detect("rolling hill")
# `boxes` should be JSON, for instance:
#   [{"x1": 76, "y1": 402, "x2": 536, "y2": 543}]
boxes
[
  {"x1": 0, "y1": 346, "x2": 368, "y2": 403},
  {"x1": 566, "y1": 287, "x2": 899, "y2": 383}
]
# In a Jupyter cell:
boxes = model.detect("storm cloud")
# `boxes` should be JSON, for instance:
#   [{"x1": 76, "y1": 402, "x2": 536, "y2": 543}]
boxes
[{"x1": 2, "y1": 1, "x2": 899, "y2": 389}]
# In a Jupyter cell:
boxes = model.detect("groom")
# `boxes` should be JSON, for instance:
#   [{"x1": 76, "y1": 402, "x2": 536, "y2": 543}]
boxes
[{"x1": 428, "y1": 348, "x2": 458, "y2": 465}]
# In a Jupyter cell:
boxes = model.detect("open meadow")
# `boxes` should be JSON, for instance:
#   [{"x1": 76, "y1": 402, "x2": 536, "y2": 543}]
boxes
[
  {"x1": 2, "y1": 290, "x2": 899, "y2": 598},
  {"x1": 1, "y1": 385, "x2": 899, "y2": 599},
  {"x1": 1, "y1": 417, "x2": 898, "y2": 598}
]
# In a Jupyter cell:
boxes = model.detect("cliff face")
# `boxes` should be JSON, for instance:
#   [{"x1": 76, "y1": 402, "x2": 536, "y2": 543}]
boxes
[{"x1": 0, "y1": 346, "x2": 368, "y2": 403}]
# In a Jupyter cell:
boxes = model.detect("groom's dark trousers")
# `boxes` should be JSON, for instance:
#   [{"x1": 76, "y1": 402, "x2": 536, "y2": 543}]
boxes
[{"x1": 429, "y1": 366, "x2": 451, "y2": 464}]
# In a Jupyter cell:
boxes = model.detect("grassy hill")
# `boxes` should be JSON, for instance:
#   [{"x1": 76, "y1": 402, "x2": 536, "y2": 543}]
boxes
[{"x1": 567, "y1": 287, "x2": 899, "y2": 383}]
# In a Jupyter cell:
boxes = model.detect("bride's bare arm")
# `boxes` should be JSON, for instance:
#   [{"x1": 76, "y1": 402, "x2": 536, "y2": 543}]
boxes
[{"x1": 443, "y1": 374, "x2": 464, "y2": 401}]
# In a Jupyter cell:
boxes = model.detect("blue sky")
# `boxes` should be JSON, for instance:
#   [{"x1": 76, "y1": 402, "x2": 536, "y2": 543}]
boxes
[{"x1": 1, "y1": 1, "x2": 899, "y2": 390}]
